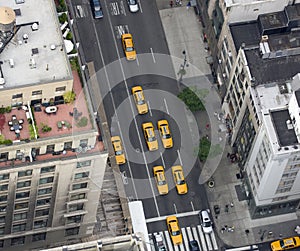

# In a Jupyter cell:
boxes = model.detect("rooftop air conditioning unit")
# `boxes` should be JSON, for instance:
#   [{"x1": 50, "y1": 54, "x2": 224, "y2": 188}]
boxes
[
  {"x1": 261, "y1": 35, "x2": 269, "y2": 42},
  {"x1": 9, "y1": 59, "x2": 14, "y2": 68}
]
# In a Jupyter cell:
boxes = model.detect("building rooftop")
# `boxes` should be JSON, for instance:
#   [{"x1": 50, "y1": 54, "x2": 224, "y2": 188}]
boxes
[
  {"x1": 295, "y1": 89, "x2": 300, "y2": 107},
  {"x1": 270, "y1": 109, "x2": 298, "y2": 147},
  {"x1": 258, "y1": 11, "x2": 288, "y2": 35},
  {"x1": 244, "y1": 49, "x2": 300, "y2": 85},
  {"x1": 0, "y1": 0, "x2": 72, "y2": 88}
]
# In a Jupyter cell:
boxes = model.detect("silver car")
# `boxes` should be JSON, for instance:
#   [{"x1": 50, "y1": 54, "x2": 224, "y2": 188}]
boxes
[
  {"x1": 199, "y1": 209, "x2": 213, "y2": 234},
  {"x1": 128, "y1": 0, "x2": 139, "y2": 13}
]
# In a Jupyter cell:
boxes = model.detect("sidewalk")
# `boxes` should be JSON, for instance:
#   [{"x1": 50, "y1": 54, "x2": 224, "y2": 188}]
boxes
[{"x1": 157, "y1": 0, "x2": 300, "y2": 248}]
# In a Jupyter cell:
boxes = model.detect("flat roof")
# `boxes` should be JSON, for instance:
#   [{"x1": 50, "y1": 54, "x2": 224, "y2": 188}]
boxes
[
  {"x1": 244, "y1": 49, "x2": 300, "y2": 85},
  {"x1": 230, "y1": 21, "x2": 261, "y2": 50},
  {"x1": 0, "y1": 0, "x2": 72, "y2": 88},
  {"x1": 258, "y1": 11, "x2": 288, "y2": 32},
  {"x1": 270, "y1": 109, "x2": 298, "y2": 147}
]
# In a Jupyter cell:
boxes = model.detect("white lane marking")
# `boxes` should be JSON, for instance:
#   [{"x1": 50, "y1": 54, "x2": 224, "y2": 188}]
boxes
[
  {"x1": 137, "y1": 0, "x2": 143, "y2": 13},
  {"x1": 181, "y1": 228, "x2": 189, "y2": 250},
  {"x1": 102, "y1": 0, "x2": 160, "y2": 217},
  {"x1": 164, "y1": 98, "x2": 169, "y2": 114},
  {"x1": 120, "y1": 0, "x2": 126, "y2": 16},
  {"x1": 164, "y1": 231, "x2": 174, "y2": 251},
  {"x1": 190, "y1": 201, "x2": 195, "y2": 211},
  {"x1": 174, "y1": 245, "x2": 179, "y2": 251},
  {"x1": 205, "y1": 233, "x2": 213, "y2": 251},
  {"x1": 148, "y1": 101, "x2": 152, "y2": 116},
  {"x1": 136, "y1": 55, "x2": 140, "y2": 66},
  {"x1": 197, "y1": 225, "x2": 208, "y2": 251},
  {"x1": 173, "y1": 204, "x2": 178, "y2": 214},
  {"x1": 146, "y1": 210, "x2": 199, "y2": 223},
  {"x1": 192, "y1": 227, "x2": 201, "y2": 249},
  {"x1": 111, "y1": 2, "x2": 120, "y2": 15},
  {"x1": 150, "y1": 48, "x2": 156, "y2": 63},
  {"x1": 160, "y1": 152, "x2": 166, "y2": 168},
  {"x1": 177, "y1": 149, "x2": 183, "y2": 166},
  {"x1": 210, "y1": 231, "x2": 218, "y2": 250}
]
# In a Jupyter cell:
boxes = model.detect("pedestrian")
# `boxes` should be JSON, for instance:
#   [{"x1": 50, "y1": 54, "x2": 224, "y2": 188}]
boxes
[
  {"x1": 227, "y1": 152, "x2": 230, "y2": 158},
  {"x1": 170, "y1": 0, "x2": 173, "y2": 7},
  {"x1": 186, "y1": 1, "x2": 191, "y2": 10},
  {"x1": 230, "y1": 202, "x2": 234, "y2": 207}
]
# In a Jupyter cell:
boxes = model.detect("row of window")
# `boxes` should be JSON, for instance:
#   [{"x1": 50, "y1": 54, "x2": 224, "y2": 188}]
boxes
[
  {"x1": 12, "y1": 87, "x2": 66, "y2": 99},
  {"x1": 0, "y1": 227, "x2": 80, "y2": 248}
]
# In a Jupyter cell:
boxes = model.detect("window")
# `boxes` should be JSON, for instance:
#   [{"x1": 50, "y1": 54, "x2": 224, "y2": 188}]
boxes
[
  {"x1": 12, "y1": 93, "x2": 23, "y2": 99},
  {"x1": 11, "y1": 236, "x2": 25, "y2": 246},
  {"x1": 0, "y1": 216, "x2": 5, "y2": 223},
  {"x1": 18, "y1": 170, "x2": 32, "y2": 177},
  {"x1": 39, "y1": 177, "x2": 54, "y2": 185},
  {"x1": 64, "y1": 141, "x2": 73, "y2": 150},
  {"x1": 38, "y1": 188, "x2": 52, "y2": 195},
  {"x1": 32, "y1": 232, "x2": 46, "y2": 242},
  {"x1": 65, "y1": 227, "x2": 79, "y2": 236},
  {"x1": 37, "y1": 198, "x2": 51, "y2": 206},
  {"x1": 55, "y1": 86, "x2": 66, "y2": 92},
  {"x1": 32, "y1": 90, "x2": 42, "y2": 96},
  {"x1": 79, "y1": 139, "x2": 88, "y2": 147},
  {"x1": 0, "y1": 206, "x2": 6, "y2": 213},
  {"x1": 66, "y1": 215, "x2": 83, "y2": 224},
  {"x1": 0, "y1": 195, "x2": 7, "y2": 202},
  {"x1": 15, "y1": 202, "x2": 28, "y2": 210},
  {"x1": 0, "y1": 227, "x2": 4, "y2": 235},
  {"x1": 41, "y1": 166, "x2": 55, "y2": 174},
  {"x1": 0, "y1": 173, "x2": 9, "y2": 180},
  {"x1": 76, "y1": 160, "x2": 91, "y2": 168},
  {"x1": 69, "y1": 203, "x2": 84, "y2": 212},
  {"x1": 12, "y1": 223, "x2": 26, "y2": 232},
  {"x1": 14, "y1": 212, "x2": 27, "y2": 221},
  {"x1": 74, "y1": 172, "x2": 89, "y2": 179},
  {"x1": 17, "y1": 180, "x2": 31, "y2": 189},
  {"x1": 72, "y1": 183, "x2": 88, "y2": 190},
  {"x1": 35, "y1": 208, "x2": 49, "y2": 217},
  {"x1": 16, "y1": 191, "x2": 30, "y2": 199},
  {"x1": 46, "y1": 145, "x2": 55, "y2": 153},
  {"x1": 34, "y1": 219, "x2": 47, "y2": 229},
  {"x1": 70, "y1": 193, "x2": 86, "y2": 201},
  {"x1": 0, "y1": 184, "x2": 8, "y2": 191}
]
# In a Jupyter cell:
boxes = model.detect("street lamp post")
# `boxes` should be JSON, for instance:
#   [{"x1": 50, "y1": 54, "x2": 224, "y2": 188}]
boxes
[{"x1": 177, "y1": 50, "x2": 189, "y2": 90}]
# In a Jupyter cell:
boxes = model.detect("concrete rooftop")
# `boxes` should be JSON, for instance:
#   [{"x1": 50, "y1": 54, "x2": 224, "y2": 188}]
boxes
[{"x1": 0, "y1": 0, "x2": 71, "y2": 88}]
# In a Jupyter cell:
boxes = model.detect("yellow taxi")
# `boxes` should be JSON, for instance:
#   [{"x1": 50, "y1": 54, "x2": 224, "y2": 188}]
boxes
[
  {"x1": 271, "y1": 236, "x2": 300, "y2": 250},
  {"x1": 153, "y1": 166, "x2": 168, "y2": 195},
  {"x1": 121, "y1": 33, "x2": 136, "y2": 60},
  {"x1": 111, "y1": 136, "x2": 126, "y2": 165},
  {"x1": 172, "y1": 165, "x2": 188, "y2": 194},
  {"x1": 157, "y1": 119, "x2": 173, "y2": 148},
  {"x1": 132, "y1": 86, "x2": 148, "y2": 114},
  {"x1": 166, "y1": 216, "x2": 182, "y2": 245},
  {"x1": 142, "y1": 122, "x2": 158, "y2": 151}
]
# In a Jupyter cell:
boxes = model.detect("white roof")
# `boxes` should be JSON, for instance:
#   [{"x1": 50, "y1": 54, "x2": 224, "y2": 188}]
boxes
[{"x1": 0, "y1": 0, "x2": 72, "y2": 88}]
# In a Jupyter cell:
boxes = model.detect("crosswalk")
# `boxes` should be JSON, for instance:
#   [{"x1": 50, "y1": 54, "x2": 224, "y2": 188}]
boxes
[{"x1": 149, "y1": 225, "x2": 218, "y2": 251}]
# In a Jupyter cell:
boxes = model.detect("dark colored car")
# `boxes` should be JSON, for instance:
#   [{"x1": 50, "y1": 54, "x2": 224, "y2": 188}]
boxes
[
  {"x1": 91, "y1": 0, "x2": 103, "y2": 19},
  {"x1": 189, "y1": 240, "x2": 200, "y2": 251}
]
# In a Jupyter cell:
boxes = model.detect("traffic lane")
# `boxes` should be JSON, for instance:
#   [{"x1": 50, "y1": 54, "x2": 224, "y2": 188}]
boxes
[{"x1": 123, "y1": 0, "x2": 169, "y2": 54}]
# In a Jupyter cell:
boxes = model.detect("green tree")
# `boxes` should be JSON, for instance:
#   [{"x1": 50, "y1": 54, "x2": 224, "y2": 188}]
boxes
[
  {"x1": 178, "y1": 87, "x2": 205, "y2": 111},
  {"x1": 199, "y1": 137, "x2": 211, "y2": 161},
  {"x1": 63, "y1": 91, "x2": 76, "y2": 104}
]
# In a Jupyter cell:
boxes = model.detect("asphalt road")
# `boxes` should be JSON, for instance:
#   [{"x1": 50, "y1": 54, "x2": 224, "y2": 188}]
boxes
[{"x1": 70, "y1": 0, "x2": 210, "y2": 231}]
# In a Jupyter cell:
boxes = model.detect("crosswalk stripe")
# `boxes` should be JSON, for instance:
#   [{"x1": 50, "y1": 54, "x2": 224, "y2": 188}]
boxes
[
  {"x1": 192, "y1": 227, "x2": 201, "y2": 249},
  {"x1": 205, "y1": 233, "x2": 213, "y2": 250},
  {"x1": 210, "y1": 231, "x2": 218, "y2": 250},
  {"x1": 164, "y1": 230, "x2": 174, "y2": 251},
  {"x1": 178, "y1": 243, "x2": 184, "y2": 250},
  {"x1": 186, "y1": 227, "x2": 193, "y2": 240},
  {"x1": 197, "y1": 225, "x2": 208, "y2": 251},
  {"x1": 174, "y1": 244, "x2": 179, "y2": 251},
  {"x1": 181, "y1": 228, "x2": 189, "y2": 250}
]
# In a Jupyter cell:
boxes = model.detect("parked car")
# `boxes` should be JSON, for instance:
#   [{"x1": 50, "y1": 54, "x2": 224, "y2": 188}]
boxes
[
  {"x1": 199, "y1": 209, "x2": 213, "y2": 234},
  {"x1": 91, "y1": 0, "x2": 103, "y2": 19},
  {"x1": 189, "y1": 240, "x2": 200, "y2": 251}
]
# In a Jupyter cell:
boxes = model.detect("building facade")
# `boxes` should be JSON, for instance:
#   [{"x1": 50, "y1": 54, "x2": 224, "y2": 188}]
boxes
[{"x1": 0, "y1": 0, "x2": 109, "y2": 249}]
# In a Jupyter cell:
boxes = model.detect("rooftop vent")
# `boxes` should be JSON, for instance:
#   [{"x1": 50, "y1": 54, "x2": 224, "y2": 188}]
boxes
[
  {"x1": 286, "y1": 120, "x2": 294, "y2": 130},
  {"x1": 14, "y1": 9, "x2": 21, "y2": 16},
  {"x1": 32, "y1": 48, "x2": 38, "y2": 55},
  {"x1": 0, "y1": 78, "x2": 5, "y2": 85},
  {"x1": 50, "y1": 44, "x2": 56, "y2": 50},
  {"x1": 31, "y1": 23, "x2": 38, "y2": 31},
  {"x1": 284, "y1": 147, "x2": 289, "y2": 150},
  {"x1": 9, "y1": 59, "x2": 14, "y2": 68},
  {"x1": 261, "y1": 35, "x2": 268, "y2": 42}
]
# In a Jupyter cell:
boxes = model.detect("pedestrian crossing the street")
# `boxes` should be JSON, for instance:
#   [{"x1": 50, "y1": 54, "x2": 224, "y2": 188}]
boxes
[{"x1": 149, "y1": 225, "x2": 218, "y2": 251}]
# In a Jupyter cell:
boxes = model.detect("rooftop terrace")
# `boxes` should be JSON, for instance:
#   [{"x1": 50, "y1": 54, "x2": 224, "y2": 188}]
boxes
[{"x1": 0, "y1": 0, "x2": 71, "y2": 88}]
